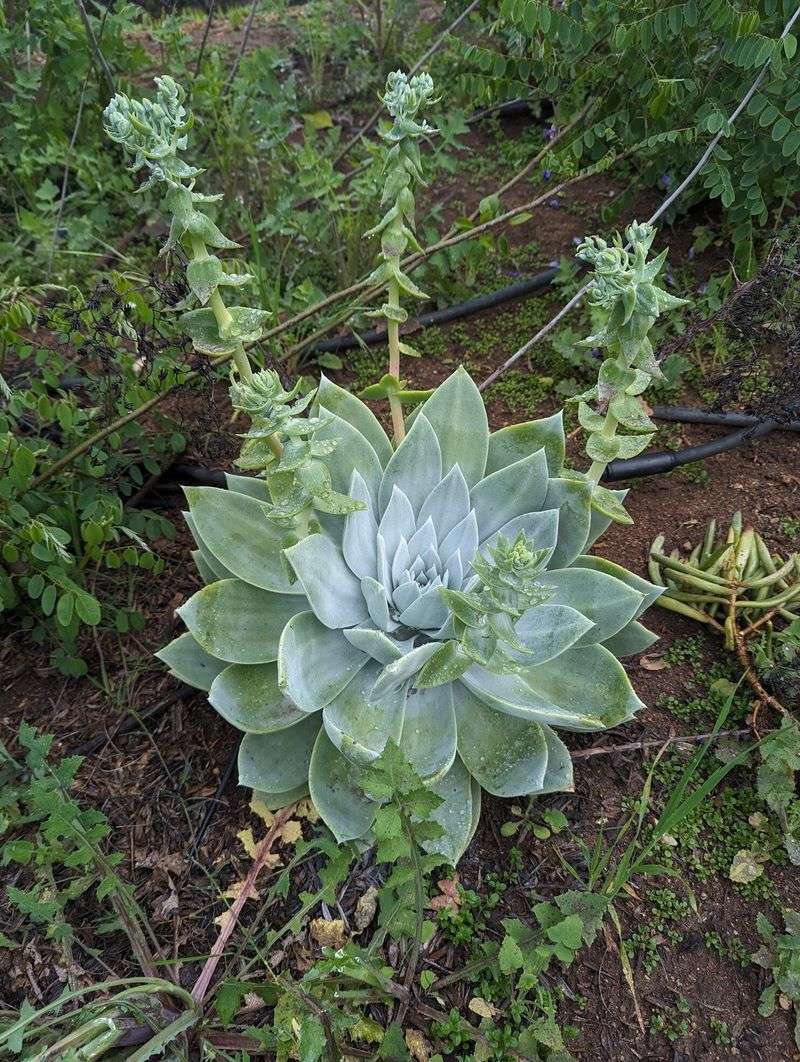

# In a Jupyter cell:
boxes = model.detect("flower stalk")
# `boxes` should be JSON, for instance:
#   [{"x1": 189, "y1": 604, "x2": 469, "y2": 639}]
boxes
[{"x1": 363, "y1": 71, "x2": 436, "y2": 442}]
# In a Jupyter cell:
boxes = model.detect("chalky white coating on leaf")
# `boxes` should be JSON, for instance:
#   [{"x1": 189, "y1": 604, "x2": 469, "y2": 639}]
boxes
[{"x1": 162, "y1": 369, "x2": 660, "y2": 863}]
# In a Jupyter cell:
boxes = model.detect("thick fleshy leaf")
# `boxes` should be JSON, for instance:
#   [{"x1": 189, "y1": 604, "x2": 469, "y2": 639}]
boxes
[
  {"x1": 601, "y1": 620, "x2": 659, "y2": 658},
  {"x1": 543, "y1": 477, "x2": 592, "y2": 568},
  {"x1": 377, "y1": 486, "x2": 416, "y2": 561},
  {"x1": 308, "y1": 729, "x2": 377, "y2": 842},
  {"x1": 414, "y1": 367, "x2": 488, "y2": 488},
  {"x1": 570, "y1": 555, "x2": 662, "y2": 619},
  {"x1": 399, "y1": 686, "x2": 457, "y2": 782},
  {"x1": 439, "y1": 510, "x2": 479, "y2": 571},
  {"x1": 416, "y1": 641, "x2": 471, "y2": 688},
  {"x1": 538, "y1": 725, "x2": 574, "y2": 794},
  {"x1": 396, "y1": 589, "x2": 448, "y2": 632},
  {"x1": 453, "y1": 685, "x2": 548, "y2": 797},
  {"x1": 285, "y1": 534, "x2": 369, "y2": 628},
  {"x1": 372, "y1": 643, "x2": 440, "y2": 698},
  {"x1": 511, "y1": 603, "x2": 595, "y2": 665},
  {"x1": 315, "y1": 410, "x2": 383, "y2": 508},
  {"x1": 585, "y1": 487, "x2": 628, "y2": 549},
  {"x1": 361, "y1": 576, "x2": 393, "y2": 630},
  {"x1": 323, "y1": 663, "x2": 405, "y2": 764},
  {"x1": 470, "y1": 448, "x2": 549, "y2": 540},
  {"x1": 524, "y1": 644, "x2": 644, "y2": 729},
  {"x1": 424, "y1": 757, "x2": 476, "y2": 865},
  {"x1": 278, "y1": 612, "x2": 369, "y2": 711},
  {"x1": 460, "y1": 667, "x2": 609, "y2": 731},
  {"x1": 224, "y1": 473, "x2": 269, "y2": 501},
  {"x1": 210, "y1": 663, "x2": 306, "y2": 732},
  {"x1": 238, "y1": 713, "x2": 321, "y2": 791},
  {"x1": 539, "y1": 567, "x2": 643, "y2": 644},
  {"x1": 315, "y1": 375, "x2": 393, "y2": 466},
  {"x1": 185, "y1": 512, "x2": 235, "y2": 582},
  {"x1": 343, "y1": 627, "x2": 409, "y2": 664},
  {"x1": 342, "y1": 472, "x2": 378, "y2": 580},
  {"x1": 185, "y1": 486, "x2": 303, "y2": 593},
  {"x1": 191, "y1": 549, "x2": 218, "y2": 585},
  {"x1": 479, "y1": 509, "x2": 559, "y2": 565},
  {"x1": 253, "y1": 783, "x2": 309, "y2": 811},
  {"x1": 156, "y1": 632, "x2": 227, "y2": 690},
  {"x1": 378, "y1": 414, "x2": 442, "y2": 515},
  {"x1": 485, "y1": 412, "x2": 565, "y2": 478},
  {"x1": 178, "y1": 580, "x2": 306, "y2": 664},
  {"x1": 418, "y1": 465, "x2": 471, "y2": 541}
]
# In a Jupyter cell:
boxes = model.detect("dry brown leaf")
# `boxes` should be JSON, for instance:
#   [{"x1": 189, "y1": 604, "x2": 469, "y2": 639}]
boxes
[
  {"x1": 280, "y1": 819, "x2": 303, "y2": 845},
  {"x1": 237, "y1": 827, "x2": 258, "y2": 858},
  {"x1": 405, "y1": 1027, "x2": 432, "y2": 1061},
  {"x1": 640, "y1": 653, "x2": 669, "y2": 671},
  {"x1": 468, "y1": 996, "x2": 496, "y2": 1020},
  {"x1": 249, "y1": 794, "x2": 275, "y2": 828},
  {"x1": 222, "y1": 879, "x2": 262, "y2": 903},
  {"x1": 310, "y1": 917, "x2": 348, "y2": 949},
  {"x1": 354, "y1": 886, "x2": 379, "y2": 931},
  {"x1": 295, "y1": 797, "x2": 320, "y2": 823},
  {"x1": 426, "y1": 875, "x2": 460, "y2": 913}
]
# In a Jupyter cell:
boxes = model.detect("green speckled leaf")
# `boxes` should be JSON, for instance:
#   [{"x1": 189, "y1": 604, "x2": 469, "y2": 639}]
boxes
[
  {"x1": 209, "y1": 662, "x2": 307, "y2": 732},
  {"x1": 178, "y1": 579, "x2": 306, "y2": 664},
  {"x1": 485, "y1": 411, "x2": 565, "y2": 477},
  {"x1": 308, "y1": 729, "x2": 377, "y2": 842},
  {"x1": 539, "y1": 567, "x2": 643, "y2": 644},
  {"x1": 279, "y1": 612, "x2": 370, "y2": 711},
  {"x1": 156, "y1": 632, "x2": 227, "y2": 690},
  {"x1": 315, "y1": 375, "x2": 393, "y2": 466},
  {"x1": 322, "y1": 663, "x2": 405, "y2": 765},
  {"x1": 414, "y1": 367, "x2": 488, "y2": 488},
  {"x1": 399, "y1": 685, "x2": 457, "y2": 782},
  {"x1": 424, "y1": 757, "x2": 476, "y2": 865},
  {"x1": 238, "y1": 713, "x2": 321, "y2": 792},
  {"x1": 601, "y1": 620, "x2": 659, "y2": 658}
]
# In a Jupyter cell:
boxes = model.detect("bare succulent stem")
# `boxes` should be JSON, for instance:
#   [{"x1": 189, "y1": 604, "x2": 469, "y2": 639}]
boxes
[{"x1": 386, "y1": 276, "x2": 405, "y2": 441}]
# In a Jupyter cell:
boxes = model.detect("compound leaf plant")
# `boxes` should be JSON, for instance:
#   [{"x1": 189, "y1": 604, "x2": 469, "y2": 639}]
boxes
[{"x1": 107, "y1": 74, "x2": 673, "y2": 865}]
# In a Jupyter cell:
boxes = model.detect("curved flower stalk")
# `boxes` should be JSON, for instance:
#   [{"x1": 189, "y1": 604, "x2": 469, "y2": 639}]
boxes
[
  {"x1": 158, "y1": 369, "x2": 663, "y2": 864},
  {"x1": 104, "y1": 78, "x2": 361, "y2": 533},
  {"x1": 362, "y1": 71, "x2": 437, "y2": 442},
  {"x1": 572, "y1": 221, "x2": 689, "y2": 523}
]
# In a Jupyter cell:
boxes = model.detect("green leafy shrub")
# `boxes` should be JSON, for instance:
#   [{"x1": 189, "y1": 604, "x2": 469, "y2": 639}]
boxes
[{"x1": 458, "y1": 0, "x2": 800, "y2": 271}]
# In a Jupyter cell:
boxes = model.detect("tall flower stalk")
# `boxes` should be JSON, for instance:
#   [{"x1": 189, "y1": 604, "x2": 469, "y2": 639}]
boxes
[
  {"x1": 573, "y1": 222, "x2": 687, "y2": 499},
  {"x1": 363, "y1": 71, "x2": 436, "y2": 441}
]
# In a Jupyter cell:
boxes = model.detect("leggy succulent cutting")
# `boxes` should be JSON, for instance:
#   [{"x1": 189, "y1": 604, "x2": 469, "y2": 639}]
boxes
[{"x1": 106, "y1": 74, "x2": 674, "y2": 864}]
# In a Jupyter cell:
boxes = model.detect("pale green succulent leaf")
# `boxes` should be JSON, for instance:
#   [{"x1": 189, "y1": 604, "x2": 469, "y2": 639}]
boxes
[
  {"x1": 511, "y1": 603, "x2": 595, "y2": 665},
  {"x1": 378, "y1": 413, "x2": 442, "y2": 514},
  {"x1": 415, "y1": 640, "x2": 471, "y2": 687},
  {"x1": 577, "y1": 401, "x2": 605, "y2": 433},
  {"x1": 424, "y1": 756, "x2": 476, "y2": 865},
  {"x1": 539, "y1": 567, "x2": 643, "y2": 644},
  {"x1": 184, "y1": 510, "x2": 236, "y2": 582},
  {"x1": 191, "y1": 548, "x2": 218, "y2": 585},
  {"x1": 609, "y1": 393, "x2": 656, "y2": 431},
  {"x1": 156, "y1": 632, "x2": 227, "y2": 690},
  {"x1": 285, "y1": 534, "x2": 370, "y2": 628},
  {"x1": 322, "y1": 663, "x2": 406, "y2": 765},
  {"x1": 210, "y1": 663, "x2": 307, "y2": 733},
  {"x1": 278, "y1": 612, "x2": 370, "y2": 711},
  {"x1": 453, "y1": 685, "x2": 549, "y2": 798},
  {"x1": 523, "y1": 644, "x2": 644, "y2": 729},
  {"x1": 470, "y1": 448, "x2": 549, "y2": 541},
  {"x1": 253, "y1": 783, "x2": 310, "y2": 811},
  {"x1": 537, "y1": 725, "x2": 574, "y2": 794},
  {"x1": 314, "y1": 410, "x2": 383, "y2": 508},
  {"x1": 315, "y1": 375, "x2": 393, "y2": 465},
  {"x1": 399, "y1": 685, "x2": 457, "y2": 782},
  {"x1": 308, "y1": 729, "x2": 377, "y2": 842},
  {"x1": 343, "y1": 627, "x2": 408, "y2": 664},
  {"x1": 342, "y1": 471, "x2": 379, "y2": 580},
  {"x1": 479, "y1": 509, "x2": 559, "y2": 566},
  {"x1": 372, "y1": 643, "x2": 440, "y2": 698},
  {"x1": 460, "y1": 667, "x2": 603, "y2": 731},
  {"x1": 238, "y1": 713, "x2": 321, "y2": 792},
  {"x1": 224, "y1": 472, "x2": 269, "y2": 501},
  {"x1": 585, "y1": 487, "x2": 630, "y2": 544},
  {"x1": 186, "y1": 255, "x2": 251, "y2": 305},
  {"x1": 178, "y1": 308, "x2": 237, "y2": 355},
  {"x1": 570, "y1": 555, "x2": 662, "y2": 618},
  {"x1": 185, "y1": 486, "x2": 304, "y2": 593},
  {"x1": 601, "y1": 620, "x2": 659, "y2": 657},
  {"x1": 543, "y1": 477, "x2": 592, "y2": 568},
  {"x1": 486, "y1": 411, "x2": 565, "y2": 478},
  {"x1": 417, "y1": 465, "x2": 471, "y2": 541},
  {"x1": 178, "y1": 579, "x2": 306, "y2": 664},
  {"x1": 413, "y1": 367, "x2": 488, "y2": 488}
]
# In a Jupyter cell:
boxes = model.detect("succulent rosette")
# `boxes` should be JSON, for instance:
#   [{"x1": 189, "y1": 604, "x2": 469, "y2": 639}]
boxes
[{"x1": 159, "y1": 369, "x2": 661, "y2": 863}]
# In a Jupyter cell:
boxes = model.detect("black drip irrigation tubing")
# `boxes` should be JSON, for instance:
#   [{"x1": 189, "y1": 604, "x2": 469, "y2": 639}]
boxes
[
  {"x1": 313, "y1": 265, "x2": 560, "y2": 355},
  {"x1": 146, "y1": 408, "x2": 800, "y2": 500}
]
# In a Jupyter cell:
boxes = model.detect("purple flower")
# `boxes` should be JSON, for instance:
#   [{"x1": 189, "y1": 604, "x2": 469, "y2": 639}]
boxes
[
  {"x1": 687, "y1": 247, "x2": 695, "y2": 261},
  {"x1": 542, "y1": 169, "x2": 552, "y2": 180},
  {"x1": 543, "y1": 125, "x2": 557, "y2": 142},
  {"x1": 658, "y1": 173, "x2": 672, "y2": 191},
  {"x1": 548, "y1": 197, "x2": 561, "y2": 209}
]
